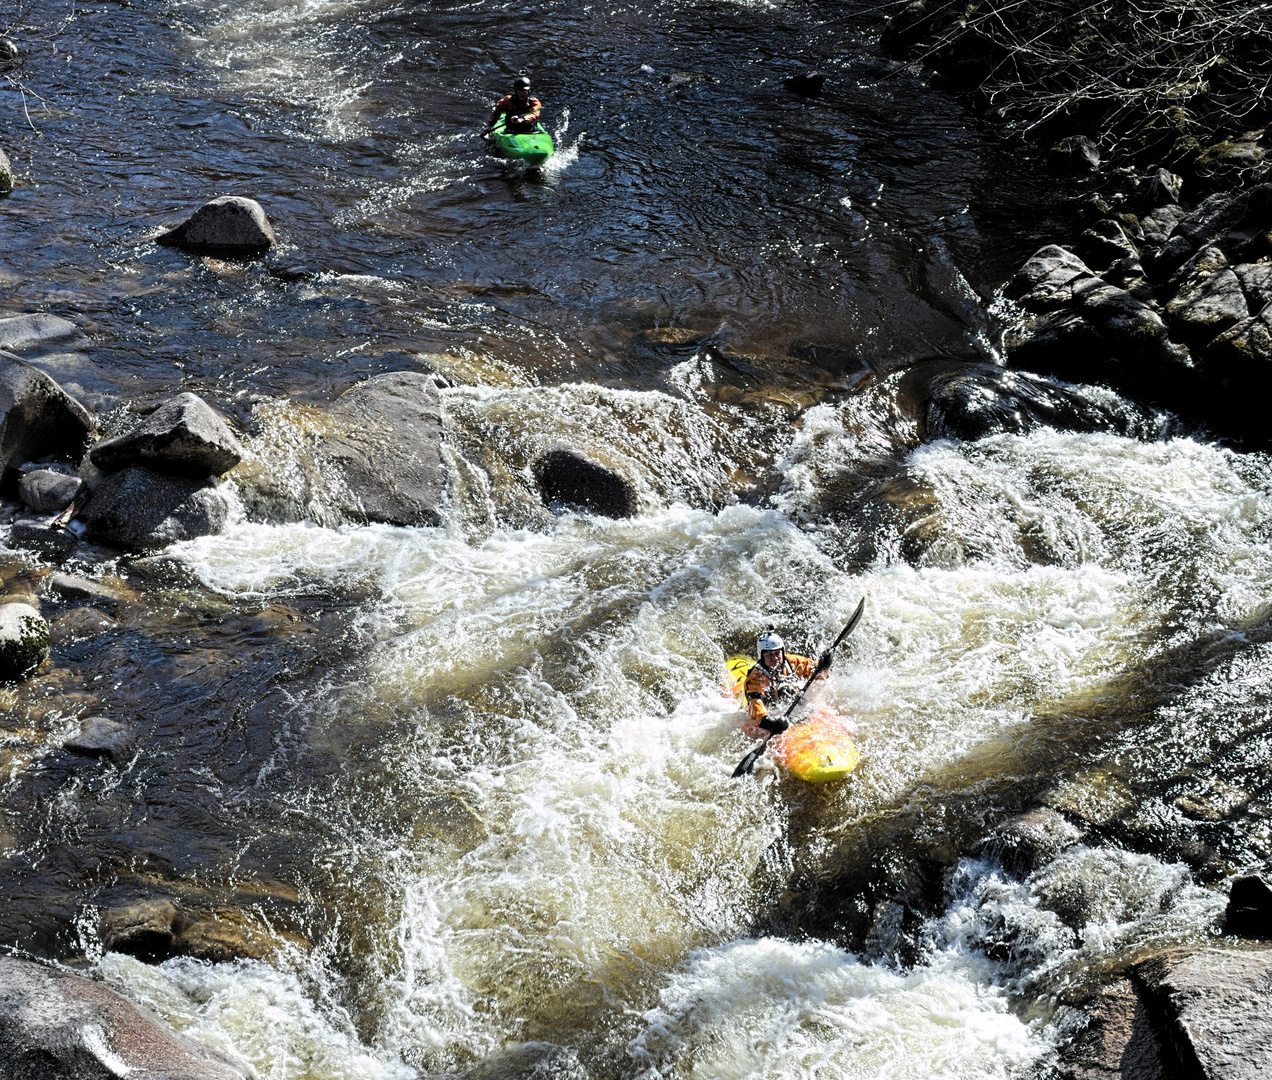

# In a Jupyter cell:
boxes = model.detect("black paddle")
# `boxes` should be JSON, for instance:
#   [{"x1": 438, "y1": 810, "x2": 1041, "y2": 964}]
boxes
[{"x1": 730, "y1": 596, "x2": 866, "y2": 779}]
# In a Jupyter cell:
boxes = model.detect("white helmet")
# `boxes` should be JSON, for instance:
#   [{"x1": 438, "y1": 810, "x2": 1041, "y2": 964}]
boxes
[{"x1": 757, "y1": 632, "x2": 784, "y2": 654}]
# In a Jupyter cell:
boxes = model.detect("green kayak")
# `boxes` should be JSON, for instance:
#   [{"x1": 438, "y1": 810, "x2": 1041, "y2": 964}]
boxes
[{"x1": 491, "y1": 117, "x2": 554, "y2": 166}]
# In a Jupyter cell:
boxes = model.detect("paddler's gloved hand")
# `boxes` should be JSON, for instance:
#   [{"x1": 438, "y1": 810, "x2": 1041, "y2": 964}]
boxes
[{"x1": 759, "y1": 715, "x2": 789, "y2": 735}]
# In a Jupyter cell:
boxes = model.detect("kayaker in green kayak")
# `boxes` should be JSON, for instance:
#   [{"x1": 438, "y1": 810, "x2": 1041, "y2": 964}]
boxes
[{"x1": 483, "y1": 76, "x2": 542, "y2": 136}]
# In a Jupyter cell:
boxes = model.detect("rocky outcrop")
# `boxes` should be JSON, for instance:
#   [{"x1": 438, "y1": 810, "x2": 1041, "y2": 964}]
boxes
[
  {"x1": 0, "y1": 955, "x2": 247, "y2": 1080},
  {"x1": 90, "y1": 392, "x2": 243, "y2": 477},
  {"x1": 158, "y1": 195, "x2": 275, "y2": 256},
  {"x1": 1132, "y1": 946, "x2": 1272, "y2": 1080},
  {"x1": 80, "y1": 467, "x2": 229, "y2": 551},
  {"x1": 235, "y1": 372, "x2": 447, "y2": 528},
  {"x1": 531, "y1": 445, "x2": 638, "y2": 518},
  {"x1": 0, "y1": 351, "x2": 95, "y2": 479},
  {"x1": 0, "y1": 601, "x2": 49, "y2": 681},
  {"x1": 1056, "y1": 978, "x2": 1168, "y2": 1080}
]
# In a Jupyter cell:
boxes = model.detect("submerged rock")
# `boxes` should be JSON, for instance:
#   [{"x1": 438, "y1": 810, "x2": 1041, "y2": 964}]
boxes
[
  {"x1": 99, "y1": 896, "x2": 307, "y2": 964},
  {"x1": 783, "y1": 70, "x2": 825, "y2": 96},
  {"x1": 532, "y1": 445, "x2": 638, "y2": 518},
  {"x1": 64, "y1": 716, "x2": 135, "y2": 762},
  {"x1": 0, "y1": 350, "x2": 95, "y2": 477},
  {"x1": 0, "y1": 955, "x2": 247, "y2": 1080},
  {"x1": 158, "y1": 195, "x2": 275, "y2": 256},
  {"x1": 90, "y1": 392, "x2": 244, "y2": 477},
  {"x1": 976, "y1": 807, "x2": 1085, "y2": 877},
  {"x1": 80, "y1": 466, "x2": 229, "y2": 551},
  {"x1": 0, "y1": 600, "x2": 49, "y2": 681},
  {"x1": 0, "y1": 313, "x2": 82, "y2": 354}
]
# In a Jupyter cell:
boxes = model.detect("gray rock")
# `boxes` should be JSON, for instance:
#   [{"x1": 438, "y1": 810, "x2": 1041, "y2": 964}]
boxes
[
  {"x1": 1225, "y1": 875, "x2": 1272, "y2": 939},
  {"x1": 7, "y1": 515, "x2": 78, "y2": 561},
  {"x1": 783, "y1": 70, "x2": 825, "y2": 97},
  {"x1": 0, "y1": 350, "x2": 95, "y2": 477},
  {"x1": 1166, "y1": 246, "x2": 1250, "y2": 340},
  {"x1": 19, "y1": 467, "x2": 86, "y2": 513},
  {"x1": 0, "y1": 313, "x2": 82, "y2": 354},
  {"x1": 1048, "y1": 135, "x2": 1100, "y2": 173},
  {"x1": 158, "y1": 195, "x2": 275, "y2": 256},
  {"x1": 1057, "y1": 979, "x2": 1168, "y2": 1080},
  {"x1": 64, "y1": 716, "x2": 134, "y2": 761},
  {"x1": 80, "y1": 466, "x2": 228, "y2": 551},
  {"x1": 45, "y1": 572, "x2": 128, "y2": 606},
  {"x1": 49, "y1": 607, "x2": 119, "y2": 643},
  {"x1": 1071, "y1": 279, "x2": 1192, "y2": 369},
  {"x1": 1146, "y1": 166, "x2": 1183, "y2": 206},
  {"x1": 1003, "y1": 245, "x2": 1094, "y2": 311},
  {"x1": 1233, "y1": 262, "x2": 1272, "y2": 311},
  {"x1": 1133, "y1": 946, "x2": 1272, "y2": 1080},
  {"x1": 977, "y1": 807, "x2": 1085, "y2": 877},
  {"x1": 0, "y1": 955, "x2": 247, "y2": 1079},
  {"x1": 0, "y1": 146, "x2": 12, "y2": 194},
  {"x1": 1139, "y1": 203, "x2": 1188, "y2": 249},
  {"x1": 1074, "y1": 218, "x2": 1139, "y2": 272},
  {"x1": 0, "y1": 601, "x2": 49, "y2": 680},
  {"x1": 0, "y1": 39, "x2": 17, "y2": 66},
  {"x1": 236, "y1": 372, "x2": 446, "y2": 528},
  {"x1": 90, "y1": 392, "x2": 243, "y2": 477},
  {"x1": 532, "y1": 445, "x2": 638, "y2": 518}
]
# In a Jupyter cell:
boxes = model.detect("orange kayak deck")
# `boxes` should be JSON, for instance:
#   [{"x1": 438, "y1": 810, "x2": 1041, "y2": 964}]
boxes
[{"x1": 725, "y1": 656, "x2": 860, "y2": 782}]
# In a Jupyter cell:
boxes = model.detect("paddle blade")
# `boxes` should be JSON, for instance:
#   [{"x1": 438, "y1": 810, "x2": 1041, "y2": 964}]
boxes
[{"x1": 731, "y1": 743, "x2": 767, "y2": 778}]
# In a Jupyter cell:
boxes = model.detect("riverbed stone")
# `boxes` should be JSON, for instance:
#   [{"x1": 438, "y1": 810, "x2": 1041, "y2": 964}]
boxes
[
  {"x1": 532, "y1": 445, "x2": 638, "y2": 518},
  {"x1": 18, "y1": 467, "x2": 85, "y2": 513},
  {"x1": 80, "y1": 466, "x2": 229, "y2": 551},
  {"x1": 0, "y1": 601, "x2": 48, "y2": 680},
  {"x1": 235, "y1": 372, "x2": 446, "y2": 528},
  {"x1": 7, "y1": 515, "x2": 78, "y2": 561},
  {"x1": 1139, "y1": 204, "x2": 1188, "y2": 250},
  {"x1": 783, "y1": 70, "x2": 825, "y2": 96},
  {"x1": 1004, "y1": 245, "x2": 1095, "y2": 311},
  {"x1": 90, "y1": 392, "x2": 243, "y2": 477},
  {"x1": 1049, "y1": 135, "x2": 1101, "y2": 173},
  {"x1": 1132, "y1": 946, "x2": 1272, "y2": 1079},
  {"x1": 49, "y1": 607, "x2": 120, "y2": 643},
  {"x1": 1225, "y1": 875, "x2": 1272, "y2": 939},
  {"x1": 44, "y1": 572, "x2": 128, "y2": 606},
  {"x1": 0, "y1": 350, "x2": 95, "y2": 478},
  {"x1": 0, "y1": 955, "x2": 248, "y2": 1079},
  {"x1": 977, "y1": 807, "x2": 1085, "y2": 877},
  {"x1": 1232, "y1": 260, "x2": 1272, "y2": 310},
  {"x1": 0, "y1": 314, "x2": 82, "y2": 356},
  {"x1": 1057, "y1": 978, "x2": 1168, "y2": 1080},
  {"x1": 158, "y1": 195, "x2": 275, "y2": 256},
  {"x1": 1074, "y1": 218, "x2": 1139, "y2": 272},
  {"x1": 64, "y1": 716, "x2": 134, "y2": 762},
  {"x1": 1146, "y1": 166, "x2": 1183, "y2": 206},
  {"x1": 0, "y1": 147, "x2": 12, "y2": 194},
  {"x1": 100, "y1": 898, "x2": 303, "y2": 965}
]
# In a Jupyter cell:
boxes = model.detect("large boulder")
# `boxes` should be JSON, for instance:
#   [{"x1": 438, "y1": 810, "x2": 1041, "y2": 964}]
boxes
[
  {"x1": 532, "y1": 445, "x2": 638, "y2": 518},
  {"x1": 1132, "y1": 946, "x2": 1272, "y2": 1080},
  {"x1": 157, "y1": 195, "x2": 275, "y2": 256},
  {"x1": 80, "y1": 467, "x2": 229, "y2": 551},
  {"x1": 1165, "y1": 245, "x2": 1250, "y2": 342},
  {"x1": 236, "y1": 372, "x2": 447, "y2": 528},
  {"x1": 0, "y1": 955, "x2": 247, "y2": 1079},
  {"x1": 0, "y1": 351, "x2": 95, "y2": 478},
  {"x1": 0, "y1": 601, "x2": 49, "y2": 681},
  {"x1": 90, "y1": 393, "x2": 243, "y2": 477}
]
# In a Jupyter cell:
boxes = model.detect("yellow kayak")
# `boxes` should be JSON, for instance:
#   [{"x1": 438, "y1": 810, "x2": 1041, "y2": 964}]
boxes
[{"x1": 726, "y1": 656, "x2": 860, "y2": 782}]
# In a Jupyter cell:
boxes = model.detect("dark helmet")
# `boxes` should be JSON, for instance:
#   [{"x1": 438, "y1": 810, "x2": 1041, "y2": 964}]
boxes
[{"x1": 513, "y1": 76, "x2": 531, "y2": 90}]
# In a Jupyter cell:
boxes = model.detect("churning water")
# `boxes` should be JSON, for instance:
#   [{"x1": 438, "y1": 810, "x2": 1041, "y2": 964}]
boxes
[{"x1": 2, "y1": 1, "x2": 1268, "y2": 1078}]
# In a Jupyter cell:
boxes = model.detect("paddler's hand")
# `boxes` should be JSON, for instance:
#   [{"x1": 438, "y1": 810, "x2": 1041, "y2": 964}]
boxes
[{"x1": 759, "y1": 715, "x2": 789, "y2": 736}]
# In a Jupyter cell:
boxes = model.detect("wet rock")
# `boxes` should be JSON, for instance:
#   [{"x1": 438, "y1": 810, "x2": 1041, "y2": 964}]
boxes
[
  {"x1": 100, "y1": 898, "x2": 305, "y2": 964},
  {"x1": 1165, "y1": 246, "x2": 1249, "y2": 341},
  {"x1": 1003, "y1": 245, "x2": 1095, "y2": 312},
  {"x1": 1049, "y1": 135, "x2": 1101, "y2": 173},
  {"x1": 1146, "y1": 166, "x2": 1183, "y2": 207},
  {"x1": 898, "y1": 360, "x2": 1155, "y2": 442},
  {"x1": 783, "y1": 70, "x2": 825, "y2": 96},
  {"x1": 881, "y1": 0, "x2": 944, "y2": 57},
  {"x1": 0, "y1": 600, "x2": 49, "y2": 680},
  {"x1": 18, "y1": 467, "x2": 85, "y2": 513},
  {"x1": 49, "y1": 607, "x2": 120, "y2": 643},
  {"x1": 44, "y1": 572, "x2": 128, "y2": 607},
  {"x1": 0, "y1": 955, "x2": 248, "y2": 1079},
  {"x1": 1232, "y1": 261, "x2": 1272, "y2": 310},
  {"x1": 1225, "y1": 875, "x2": 1272, "y2": 940},
  {"x1": 0, "y1": 39, "x2": 17, "y2": 66},
  {"x1": 0, "y1": 351, "x2": 95, "y2": 480},
  {"x1": 0, "y1": 147, "x2": 12, "y2": 194},
  {"x1": 1074, "y1": 218, "x2": 1139, "y2": 272},
  {"x1": 80, "y1": 466, "x2": 228, "y2": 551},
  {"x1": 1138, "y1": 204, "x2": 1188, "y2": 251},
  {"x1": 977, "y1": 808, "x2": 1085, "y2": 877},
  {"x1": 64, "y1": 716, "x2": 134, "y2": 762},
  {"x1": 1194, "y1": 130, "x2": 1268, "y2": 186},
  {"x1": 100, "y1": 899, "x2": 180, "y2": 962},
  {"x1": 90, "y1": 392, "x2": 243, "y2": 477},
  {"x1": 158, "y1": 194, "x2": 275, "y2": 256},
  {"x1": 0, "y1": 314, "x2": 82, "y2": 355},
  {"x1": 532, "y1": 445, "x2": 638, "y2": 518},
  {"x1": 236, "y1": 372, "x2": 446, "y2": 528},
  {"x1": 7, "y1": 515, "x2": 78, "y2": 561},
  {"x1": 1149, "y1": 185, "x2": 1272, "y2": 280},
  {"x1": 1057, "y1": 978, "x2": 1168, "y2": 1080},
  {"x1": 1132, "y1": 946, "x2": 1272, "y2": 1079}
]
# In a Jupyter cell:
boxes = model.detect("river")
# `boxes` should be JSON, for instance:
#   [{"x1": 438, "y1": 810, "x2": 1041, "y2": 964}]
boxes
[{"x1": 1, "y1": 1, "x2": 1268, "y2": 1078}]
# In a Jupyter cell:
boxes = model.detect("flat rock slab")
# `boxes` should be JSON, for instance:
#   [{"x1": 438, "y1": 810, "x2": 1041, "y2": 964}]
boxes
[
  {"x1": 80, "y1": 466, "x2": 229, "y2": 551},
  {"x1": 158, "y1": 195, "x2": 275, "y2": 256},
  {"x1": 90, "y1": 392, "x2": 243, "y2": 477},
  {"x1": 0, "y1": 955, "x2": 247, "y2": 1079},
  {"x1": 1133, "y1": 946, "x2": 1272, "y2": 1080},
  {"x1": 0, "y1": 314, "x2": 82, "y2": 354},
  {"x1": 0, "y1": 351, "x2": 96, "y2": 477}
]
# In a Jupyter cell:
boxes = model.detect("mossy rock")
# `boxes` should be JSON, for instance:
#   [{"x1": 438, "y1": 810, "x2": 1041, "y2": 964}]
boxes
[{"x1": 0, "y1": 602, "x2": 50, "y2": 681}]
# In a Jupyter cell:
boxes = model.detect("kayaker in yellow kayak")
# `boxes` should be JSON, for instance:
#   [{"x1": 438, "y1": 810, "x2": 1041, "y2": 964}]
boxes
[
  {"x1": 483, "y1": 75, "x2": 542, "y2": 135},
  {"x1": 743, "y1": 632, "x2": 830, "y2": 739}
]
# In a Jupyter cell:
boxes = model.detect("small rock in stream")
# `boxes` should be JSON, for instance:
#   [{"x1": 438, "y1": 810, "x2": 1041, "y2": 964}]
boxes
[
  {"x1": 783, "y1": 70, "x2": 825, "y2": 96},
  {"x1": 44, "y1": 571, "x2": 128, "y2": 606},
  {"x1": 7, "y1": 515, "x2": 78, "y2": 562},
  {"x1": 0, "y1": 600, "x2": 49, "y2": 680},
  {"x1": 63, "y1": 716, "x2": 134, "y2": 761},
  {"x1": 0, "y1": 314, "x2": 82, "y2": 355},
  {"x1": 976, "y1": 807, "x2": 1085, "y2": 877},
  {"x1": 80, "y1": 465, "x2": 228, "y2": 551},
  {"x1": 532, "y1": 445, "x2": 638, "y2": 518},
  {"x1": 157, "y1": 195, "x2": 276, "y2": 256},
  {"x1": 49, "y1": 607, "x2": 120, "y2": 643},
  {"x1": 0, "y1": 955, "x2": 248, "y2": 1080},
  {"x1": 18, "y1": 466, "x2": 85, "y2": 513},
  {"x1": 90, "y1": 391, "x2": 244, "y2": 476}
]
